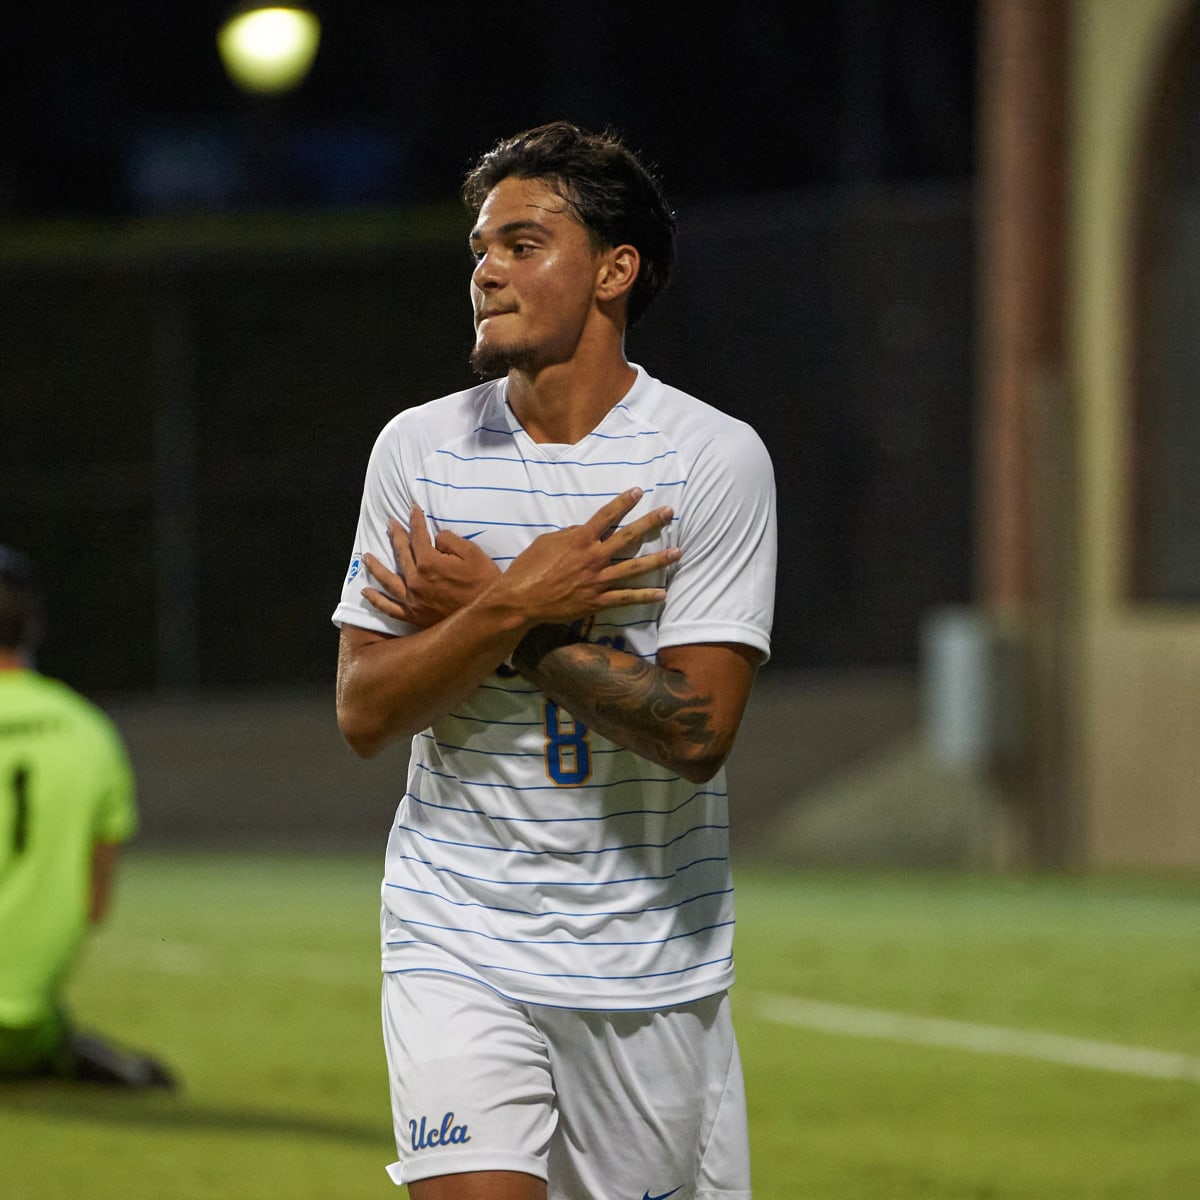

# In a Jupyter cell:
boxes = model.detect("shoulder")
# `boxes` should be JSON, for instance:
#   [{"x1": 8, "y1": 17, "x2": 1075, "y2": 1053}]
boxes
[
  {"x1": 373, "y1": 380, "x2": 505, "y2": 453},
  {"x1": 48, "y1": 677, "x2": 123, "y2": 739},
  {"x1": 623, "y1": 367, "x2": 773, "y2": 476},
  {"x1": 13, "y1": 673, "x2": 128, "y2": 756},
  {"x1": 360, "y1": 382, "x2": 511, "y2": 500}
]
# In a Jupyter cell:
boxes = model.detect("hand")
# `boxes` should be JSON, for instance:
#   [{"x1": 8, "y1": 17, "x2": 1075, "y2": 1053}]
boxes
[
  {"x1": 363, "y1": 504, "x2": 501, "y2": 628},
  {"x1": 497, "y1": 488, "x2": 680, "y2": 625}
]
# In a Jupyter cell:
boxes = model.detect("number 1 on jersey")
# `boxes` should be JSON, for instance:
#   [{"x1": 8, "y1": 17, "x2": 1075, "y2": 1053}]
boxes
[
  {"x1": 10, "y1": 764, "x2": 30, "y2": 855},
  {"x1": 543, "y1": 701, "x2": 592, "y2": 786}
]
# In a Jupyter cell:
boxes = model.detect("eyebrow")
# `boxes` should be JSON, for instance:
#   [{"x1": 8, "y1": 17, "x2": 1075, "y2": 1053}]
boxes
[{"x1": 468, "y1": 218, "x2": 554, "y2": 244}]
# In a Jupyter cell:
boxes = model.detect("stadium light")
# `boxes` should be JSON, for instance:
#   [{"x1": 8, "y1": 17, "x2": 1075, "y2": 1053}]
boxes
[{"x1": 217, "y1": 5, "x2": 321, "y2": 95}]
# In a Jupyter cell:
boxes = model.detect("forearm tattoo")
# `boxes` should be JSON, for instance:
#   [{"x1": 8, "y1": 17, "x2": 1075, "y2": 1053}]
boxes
[{"x1": 525, "y1": 640, "x2": 718, "y2": 766}]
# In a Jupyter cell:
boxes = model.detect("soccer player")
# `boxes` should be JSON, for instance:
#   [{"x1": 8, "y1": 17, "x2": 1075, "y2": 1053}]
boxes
[
  {"x1": 0, "y1": 546, "x2": 174, "y2": 1088},
  {"x1": 334, "y1": 122, "x2": 776, "y2": 1199}
]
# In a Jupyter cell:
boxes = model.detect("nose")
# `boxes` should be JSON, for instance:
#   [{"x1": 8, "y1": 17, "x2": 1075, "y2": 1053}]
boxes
[{"x1": 472, "y1": 249, "x2": 503, "y2": 291}]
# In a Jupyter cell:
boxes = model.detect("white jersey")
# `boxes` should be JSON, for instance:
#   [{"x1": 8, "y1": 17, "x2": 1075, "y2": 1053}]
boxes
[{"x1": 333, "y1": 364, "x2": 776, "y2": 1010}]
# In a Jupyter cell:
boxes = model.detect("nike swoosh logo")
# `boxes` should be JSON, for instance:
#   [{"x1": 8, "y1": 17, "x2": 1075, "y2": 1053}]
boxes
[{"x1": 642, "y1": 1188, "x2": 683, "y2": 1200}]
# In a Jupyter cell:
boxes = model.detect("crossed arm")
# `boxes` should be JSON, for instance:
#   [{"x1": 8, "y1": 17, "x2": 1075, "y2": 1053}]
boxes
[
  {"x1": 91, "y1": 841, "x2": 120, "y2": 923},
  {"x1": 335, "y1": 489, "x2": 760, "y2": 782}
]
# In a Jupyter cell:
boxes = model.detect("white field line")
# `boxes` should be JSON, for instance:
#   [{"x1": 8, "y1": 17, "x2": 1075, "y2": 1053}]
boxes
[
  {"x1": 755, "y1": 993, "x2": 1200, "y2": 1083},
  {"x1": 103, "y1": 942, "x2": 370, "y2": 986}
]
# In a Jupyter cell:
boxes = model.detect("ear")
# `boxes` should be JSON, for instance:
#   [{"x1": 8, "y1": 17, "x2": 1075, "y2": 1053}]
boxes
[{"x1": 595, "y1": 244, "x2": 640, "y2": 305}]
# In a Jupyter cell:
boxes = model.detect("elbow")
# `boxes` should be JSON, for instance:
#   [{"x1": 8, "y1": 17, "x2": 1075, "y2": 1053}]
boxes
[
  {"x1": 671, "y1": 740, "x2": 733, "y2": 785},
  {"x1": 345, "y1": 733, "x2": 385, "y2": 761},
  {"x1": 677, "y1": 758, "x2": 724, "y2": 785},
  {"x1": 336, "y1": 684, "x2": 425, "y2": 759},
  {"x1": 337, "y1": 704, "x2": 389, "y2": 760}
]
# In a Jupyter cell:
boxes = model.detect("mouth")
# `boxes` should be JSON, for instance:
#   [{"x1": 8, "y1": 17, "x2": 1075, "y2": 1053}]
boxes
[{"x1": 476, "y1": 308, "x2": 516, "y2": 326}]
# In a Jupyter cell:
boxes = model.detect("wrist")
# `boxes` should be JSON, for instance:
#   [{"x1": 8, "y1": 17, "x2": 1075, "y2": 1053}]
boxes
[
  {"x1": 468, "y1": 583, "x2": 534, "y2": 642},
  {"x1": 510, "y1": 623, "x2": 585, "y2": 676}
]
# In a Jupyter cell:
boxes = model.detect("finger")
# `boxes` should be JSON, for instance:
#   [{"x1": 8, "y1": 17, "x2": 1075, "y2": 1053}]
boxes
[
  {"x1": 602, "y1": 545, "x2": 681, "y2": 582},
  {"x1": 582, "y1": 488, "x2": 645, "y2": 540},
  {"x1": 610, "y1": 505, "x2": 674, "y2": 552},
  {"x1": 388, "y1": 519, "x2": 416, "y2": 578},
  {"x1": 362, "y1": 586, "x2": 410, "y2": 620},
  {"x1": 595, "y1": 585, "x2": 668, "y2": 610},
  {"x1": 363, "y1": 551, "x2": 407, "y2": 597},
  {"x1": 409, "y1": 504, "x2": 435, "y2": 558},
  {"x1": 435, "y1": 529, "x2": 482, "y2": 559}
]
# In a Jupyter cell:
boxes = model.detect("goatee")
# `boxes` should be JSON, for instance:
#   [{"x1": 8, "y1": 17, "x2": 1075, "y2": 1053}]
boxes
[{"x1": 469, "y1": 340, "x2": 535, "y2": 380}]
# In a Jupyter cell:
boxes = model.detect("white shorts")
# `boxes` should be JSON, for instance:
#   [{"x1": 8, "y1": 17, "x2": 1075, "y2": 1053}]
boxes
[{"x1": 382, "y1": 969, "x2": 751, "y2": 1200}]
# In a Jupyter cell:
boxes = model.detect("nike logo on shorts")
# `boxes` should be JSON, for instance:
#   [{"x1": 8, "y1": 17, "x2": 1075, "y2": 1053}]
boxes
[{"x1": 642, "y1": 1188, "x2": 683, "y2": 1200}]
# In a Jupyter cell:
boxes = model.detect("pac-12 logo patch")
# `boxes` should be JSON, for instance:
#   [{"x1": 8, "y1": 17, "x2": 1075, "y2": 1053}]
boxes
[{"x1": 346, "y1": 554, "x2": 362, "y2": 583}]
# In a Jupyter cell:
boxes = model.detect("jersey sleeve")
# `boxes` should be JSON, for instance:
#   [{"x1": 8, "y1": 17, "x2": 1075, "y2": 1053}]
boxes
[
  {"x1": 655, "y1": 419, "x2": 777, "y2": 659},
  {"x1": 91, "y1": 714, "x2": 138, "y2": 845},
  {"x1": 331, "y1": 416, "x2": 421, "y2": 637}
]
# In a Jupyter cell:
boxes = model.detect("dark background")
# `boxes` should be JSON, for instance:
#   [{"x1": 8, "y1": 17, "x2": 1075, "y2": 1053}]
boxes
[
  {"x1": 0, "y1": 1, "x2": 975, "y2": 216},
  {"x1": 0, "y1": 1, "x2": 978, "y2": 695}
]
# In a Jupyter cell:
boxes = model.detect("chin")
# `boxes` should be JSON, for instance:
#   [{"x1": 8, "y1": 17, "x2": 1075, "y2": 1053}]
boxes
[{"x1": 469, "y1": 339, "x2": 535, "y2": 380}]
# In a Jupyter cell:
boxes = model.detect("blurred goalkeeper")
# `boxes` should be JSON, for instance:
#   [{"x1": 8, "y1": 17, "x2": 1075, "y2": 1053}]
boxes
[{"x1": 0, "y1": 545, "x2": 174, "y2": 1088}]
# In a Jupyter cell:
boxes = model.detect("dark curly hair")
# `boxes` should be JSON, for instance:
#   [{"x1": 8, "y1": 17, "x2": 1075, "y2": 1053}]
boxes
[
  {"x1": 0, "y1": 545, "x2": 38, "y2": 651},
  {"x1": 462, "y1": 121, "x2": 677, "y2": 328}
]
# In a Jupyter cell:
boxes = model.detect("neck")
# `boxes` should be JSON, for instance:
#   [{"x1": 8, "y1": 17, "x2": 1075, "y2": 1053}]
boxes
[
  {"x1": 0, "y1": 650, "x2": 28, "y2": 672},
  {"x1": 505, "y1": 341, "x2": 636, "y2": 445}
]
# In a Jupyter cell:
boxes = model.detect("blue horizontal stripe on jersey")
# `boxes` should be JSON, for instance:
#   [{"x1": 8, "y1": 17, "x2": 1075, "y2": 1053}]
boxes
[
  {"x1": 383, "y1": 881, "x2": 734, "y2": 922},
  {"x1": 476, "y1": 680, "x2": 543, "y2": 695},
  {"x1": 410, "y1": 763, "x2": 693, "y2": 795},
  {"x1": 417, "y1": 734, "x2": 625, "y2": 760},
  {"x1": 380, "y1": 967, "x2": 730, "y2": 1013},
  {"x1": 416, "y1": 477, "x2": 638, "y2": 499},
  {"x1": 443, "y1": 712, "x2": 545, "y2": 727},
  {"x1": 588, "y1": 428, "x2": 663, "y2": 441},
  {"x1": 387, "y1": 852, "x2": 723, "y2": 888},
  {"x1": 406, "y1": 783, "x2": 721, "y2": 821},
  {"x1": 425, "y1": 513, "x2": 657, "y2": 545},
  {"x1": 434, "y1": 448, "x2": 680, "y2": 469},
  {"x1": 428, "y1": 514, "x2": 563, "y2": 531},
  {"x1": 469, "y1": 955, "x2": 735, "y2": 984},
  {"x1": 389, "y1": 917, "x2": 734, "y2": 949},
  {"x1": 446, "y1": 760, "x2": 674, "y2": 785},
  {"x1": 670, "y1": 854, "x2": 729, "y2": 873},
  {"x1": 381, "y1": 945, "x2": 729, "y2": 984},
  {"x1": 415, "y1": 735, "x2": 554, "y2": 761},
  {"x1": 393, "y1": 820, "x2": 730, "y2": 857},
  {"x1": 451, "y1": 558, "x2": 666, "y2": 594}
]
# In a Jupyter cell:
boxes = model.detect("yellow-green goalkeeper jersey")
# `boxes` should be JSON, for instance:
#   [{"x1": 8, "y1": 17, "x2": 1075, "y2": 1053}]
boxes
[{"x1": 0, "y1": 670, "x2": 136, "y2": 1026}]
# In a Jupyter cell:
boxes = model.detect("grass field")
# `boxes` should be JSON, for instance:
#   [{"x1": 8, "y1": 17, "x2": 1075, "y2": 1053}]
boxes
[{"x1": 4, "y1": 852, "x2": 1199, "y2": 1199}]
